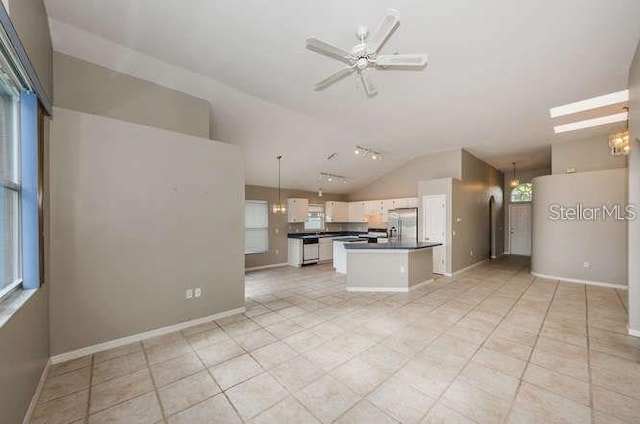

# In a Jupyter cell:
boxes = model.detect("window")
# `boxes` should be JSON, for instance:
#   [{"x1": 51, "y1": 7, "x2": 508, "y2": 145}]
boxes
[
  {"x1": 244, "y1": 200, "x2": 268, "y2": 254},
  {"x1": 511, "y1": 183, "x2": 533, "y2": 203},
  {"x1": 304, "y1": 204, "x2": 324, "y2": 231},
  {"x1": 0, "y1": 72, "x2": 20, "y2": 297}
]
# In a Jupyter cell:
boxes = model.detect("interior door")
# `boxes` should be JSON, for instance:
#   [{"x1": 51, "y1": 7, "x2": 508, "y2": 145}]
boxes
[
  {"x1": 423, "y1": 195, "x2": 447, "y2": 274},
  {"x1": 510, "y1": 204, "x2": 532, "y2": 256}
]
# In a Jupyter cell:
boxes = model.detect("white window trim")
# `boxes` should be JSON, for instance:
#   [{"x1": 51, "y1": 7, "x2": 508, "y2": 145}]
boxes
[{"x1": 244, "y1": 200, "x2": 269, "y2": 255}]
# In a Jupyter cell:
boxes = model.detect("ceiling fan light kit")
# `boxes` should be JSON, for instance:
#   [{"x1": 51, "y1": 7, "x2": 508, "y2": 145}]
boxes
[{"x1": 306, "y1": 9, "x2": 428, "y2": 97}]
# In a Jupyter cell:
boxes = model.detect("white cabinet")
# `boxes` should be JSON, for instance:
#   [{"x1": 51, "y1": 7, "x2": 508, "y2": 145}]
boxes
[
  {"x1": 348, "y1": 202, "x2": 367, "y2": 223},
  {"x1": 393, "y1": 197, "x2": 419, "y2": 208},
  {"x1": 287, "y1": 238, "x2": 303, "y2": 267},
  {"x1": 325, "y1": 201, "x2": 349, "y2": 222},
  {"x1": 364, "y1": 200, "x2": 380, "y2": 216},
  {"x1": 287, "y1": 198, "x2": 309, "y2": 223},
  {"x1": 381, "y1": 199, "x2": 394, "y2": 223},
  {"x1": 319, "y1": 237, "x2": 333, "y2": 261}
]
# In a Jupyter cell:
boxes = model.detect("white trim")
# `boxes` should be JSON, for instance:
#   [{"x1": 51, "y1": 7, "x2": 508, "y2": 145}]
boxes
[
  {"x1": 50, "y1": 306, "x2": 246, "y2": 364},
  {"x1": 22, "y1": 359, "x2": 50, "y2": 424},
  {"x1": 245, "y1": 263, "x2": 288, "y2": 272},
  {"x1": 628, "y1": 326, "x2": 640, "y2": 338},
  {"x1": 530, "y1": 272, "x2": 628, "y2": 290},
  {"x1": 449, "y1": 259, "x2": 489, "y2": 277},
  {"x1": 346, "y1": 279, "x2": 434, "y2": 293}
]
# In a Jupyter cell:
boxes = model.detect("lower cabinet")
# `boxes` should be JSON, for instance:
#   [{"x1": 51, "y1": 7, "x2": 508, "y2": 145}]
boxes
[
  {"x1": 287, "y1": 239, "x2": 303, "y2": 267},
  {"x1": 319, "y1": 238, "x2": 333, "y2": 261}
]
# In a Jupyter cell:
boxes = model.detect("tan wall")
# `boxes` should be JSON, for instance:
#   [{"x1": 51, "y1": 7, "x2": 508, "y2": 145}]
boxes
[
  {"x1": 244, "y1": 185, "x2": 349, "y2": 269},
  {"x1": 0, "y1": 2, "x2": 51, "y2": 422},
  {"x1": 552, "y1": 135, "x2": 628, "y2": 175},
  {"x1": 53, "y1": 52, "x2": 210, "y2": 139},
  {"x1": 531, "y1": 169, "x2": 628, "y2": 286},
  {"x1": 49, "y1": 108, "x2": 244, "y2": 355},
  {"x1": 349, "y1": 149, "x2": 462, "y2": 201},
  {"x1": 628, "y1": 40, "x2": 640, "y2": 332},
  {"x1": 504, "y1": 167, "x2": 551, "y2": 253},
  {"x1": 7, "y1": 0, "x2": 52, "y2": 100},
  {"x1": 452, "y1": 150, "x2": 504, "y2": 272}
]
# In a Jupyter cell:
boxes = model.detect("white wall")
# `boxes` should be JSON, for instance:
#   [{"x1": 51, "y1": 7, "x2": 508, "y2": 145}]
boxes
[
  {"x1": 628, "y1": 39, "x2": 640, "y2": 334},
  {"x1": 49, "y1": 108, "x2": 245, "y2": 355},
  {"x1": 531, "y1": 169, "x2": 628, "y2": 286}
]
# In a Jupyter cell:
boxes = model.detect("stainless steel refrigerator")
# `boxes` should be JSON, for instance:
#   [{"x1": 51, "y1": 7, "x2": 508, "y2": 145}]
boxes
[{"x1": 387, "y1": 208, "x2": 418, "y2": 242}]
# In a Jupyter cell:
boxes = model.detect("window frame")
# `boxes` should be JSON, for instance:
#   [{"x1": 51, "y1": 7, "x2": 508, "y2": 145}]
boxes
[
  {"x1": 510, "y1": 182, "x2": 533, "y2": 203},
  {"x1": 244, "y1": 200, "x2": 269, "y2": 255}
]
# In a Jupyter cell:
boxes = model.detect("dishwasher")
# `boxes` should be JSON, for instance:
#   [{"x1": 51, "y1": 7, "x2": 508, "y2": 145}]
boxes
[{"x1": 302, "y1": 237, "x2": 319, "y2": 265}]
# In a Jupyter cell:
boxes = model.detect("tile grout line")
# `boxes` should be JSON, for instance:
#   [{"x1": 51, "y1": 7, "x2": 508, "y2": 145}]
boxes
[
  {"x1": 141, "y1": 341, "x2": 169, "y2": 423},
  {"x1": 503, "y1": 278, "x2": 559, "y2": 421}
]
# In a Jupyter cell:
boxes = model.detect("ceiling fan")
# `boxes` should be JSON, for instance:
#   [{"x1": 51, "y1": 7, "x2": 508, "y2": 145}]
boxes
[{"x1": 306, "y1": 9, "x2": 428, "y2": 97}]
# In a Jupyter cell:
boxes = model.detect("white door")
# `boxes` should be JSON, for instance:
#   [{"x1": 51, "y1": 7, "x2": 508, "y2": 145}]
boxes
[
  {"x1": 423, "y1": 195, "x2": 447, "y2": 274},
  {"x1": 509, "y1": 204, "x2": 532, "y2": 256}
]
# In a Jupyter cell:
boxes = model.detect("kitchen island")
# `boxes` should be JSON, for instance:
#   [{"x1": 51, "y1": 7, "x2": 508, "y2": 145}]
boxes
[{"x1": 344, "y1": 241, "x2": 442, "y2": 292}]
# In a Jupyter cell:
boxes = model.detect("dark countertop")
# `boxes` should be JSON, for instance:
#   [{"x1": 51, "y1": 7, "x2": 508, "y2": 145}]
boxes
[
  {"x1": 344, "y1": 241, "x2": 443, "y2": 250},
  {"x1": 288, "y1": 231, "x2": 365, "y2": 239},
  {"x1": 332, "y1": 237, "x2": 365, "y2": 243}
]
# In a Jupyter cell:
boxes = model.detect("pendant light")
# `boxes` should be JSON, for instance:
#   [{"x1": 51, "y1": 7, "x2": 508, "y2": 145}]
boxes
[
  {"x1": 509, "y1": 162, "x2": 520, "y2": 188},
  {"x1": 272, "y1": 155, "x2": 287, "y2": 214},
  {"x1": 608, "y1": 106, "x2": 630, "y2": 156}
]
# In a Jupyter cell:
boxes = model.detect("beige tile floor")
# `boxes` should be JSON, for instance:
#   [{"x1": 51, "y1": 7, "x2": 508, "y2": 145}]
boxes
[{"x1": 31, "y1": 256, "x2": 640, "y2": 423}]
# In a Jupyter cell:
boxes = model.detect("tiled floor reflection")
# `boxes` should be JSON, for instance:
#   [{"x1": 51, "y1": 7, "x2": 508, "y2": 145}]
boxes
[{"x1": 32, "y1": 256, "x2": 639, "y2": 423}]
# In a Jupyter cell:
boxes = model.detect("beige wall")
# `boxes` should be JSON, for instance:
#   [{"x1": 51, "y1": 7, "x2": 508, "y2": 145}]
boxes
[
  {"x1": 53, "y1": 52, "x2": 211, "y2": 139},
  {"x1": 452, "y1": 150, "x2": 504, "y2": 272},
  {"x1": 531, "y1": 169, "x2": 628, "y2": 286},
  {"x1": 49, "y1": 108, "x2": 244, "y2": 355},
  {"x1": 0, "y1": 2, "x2": 51, "y2": 423},
  {"x1": 504, "y1": 167, "x2": 551, "y2": 253},
  {"x1": 7, "y1": 0, "x2": 52, "y2": 100},
  {"x1": 349, "y1": 149, "x2": 462, "y2": 201},
  {"x1": 628, "y1": 40, "x2": 640, "y2": 333},
  {"x1": 244, "y1": 185, "x2": 349, "y2": 269},
  {"x1": 552, "y1": 135, "x2": 627, "y2": 175}
]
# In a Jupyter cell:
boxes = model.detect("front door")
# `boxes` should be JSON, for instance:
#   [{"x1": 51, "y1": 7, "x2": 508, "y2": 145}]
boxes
[{"x1": 509, "y1": 204, "x2": 532, "y2": 256}]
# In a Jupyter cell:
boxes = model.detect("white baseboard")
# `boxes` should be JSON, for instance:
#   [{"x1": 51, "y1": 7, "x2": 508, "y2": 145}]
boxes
[
  {"x1": 50, "y1": 306, "x2": 246, "y2": 364},
  {"x1": 346, "y1": 279, "x2": 434, "y2": 293},
  {"x1": 23, "y1": 358, "x2": 51, "y2": 424},
  {"x1": 628, "y1": 327, "x2": 640, "y2": 338},
  {"x1": 450, "y1": 259, "x2": 489, "y2": 277},
  {"x1": 530, "y1": 272, "x2": 628, "y2": 290},
  {"x1": 245, "y1": 263, "x2": 288, "y2": 272}
]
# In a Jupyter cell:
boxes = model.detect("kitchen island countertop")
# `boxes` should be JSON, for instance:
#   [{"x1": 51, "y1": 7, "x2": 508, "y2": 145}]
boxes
[{"x1": 344, "y1": 241, "x2": 442, "y2": 250}]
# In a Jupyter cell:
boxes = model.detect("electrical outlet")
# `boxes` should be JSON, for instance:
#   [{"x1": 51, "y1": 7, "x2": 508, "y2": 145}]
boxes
[
  {"x1": 194, "y1": 288, "x2": 202, "y2": 297},
  {"x1": 400, "y1": 266, "x2": 405, "y2": 274},
  {"x1": 583, "y1": 261, "x2": 590, "y2": 268},
  {"x1": 185, "y1": 289, "x2": 193, "y2": 299},
  {"x1": 275, "y1": 249, "x2": 279, "y2": 255},
  {"x1": 470, "y1": 250, "x2": 474, "y2": 256}
]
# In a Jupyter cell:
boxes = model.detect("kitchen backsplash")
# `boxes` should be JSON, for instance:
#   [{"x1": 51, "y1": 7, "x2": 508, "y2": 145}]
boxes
[{"x1": 287, "y1": 222, "x2": 369, "y2": 233}]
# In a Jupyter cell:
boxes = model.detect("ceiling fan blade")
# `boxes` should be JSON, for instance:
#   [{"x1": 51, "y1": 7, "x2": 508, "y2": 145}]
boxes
[
  {"x1": 366, "y1": 9, "x2": 400, "y2": 54},
  {"x1": 359, "y1": 69, "x2": 377, "y2": 97},
  {"x1": 376, "y1": 53, "x2": 428, "y2": 67},
  {"x1": 306, "y1": 37, "x2": 353, "y2": 63},
  {"x1": 314, "y1": 66, "x2": 356, "y2": 90}
]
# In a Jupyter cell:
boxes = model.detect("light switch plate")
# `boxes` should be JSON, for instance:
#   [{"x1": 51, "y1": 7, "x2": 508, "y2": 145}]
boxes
[
  {"x1": 194, "y1": 288, "x2": 202, "y2": 297},
  {"x1": 185, "y1": 289, "x2": 193, "y2": 299}
]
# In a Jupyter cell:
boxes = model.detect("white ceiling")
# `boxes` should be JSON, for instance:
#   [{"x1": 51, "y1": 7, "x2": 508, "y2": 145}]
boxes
[{"x1": 44, "y1": 0, "x2": 640, "y2": 193}]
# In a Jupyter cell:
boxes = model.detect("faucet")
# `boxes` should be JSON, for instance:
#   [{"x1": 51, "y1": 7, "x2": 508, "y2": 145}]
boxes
[{"x1": 388, "y1": 227, "x2": 397, "y2": 238}]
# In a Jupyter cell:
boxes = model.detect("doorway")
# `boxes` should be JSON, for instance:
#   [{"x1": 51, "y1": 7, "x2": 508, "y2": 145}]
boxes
[
  {"x1": 509, "y1": 204, "x2": 532, "y2": 256},
  {"x1": 423, "y1": 195, "x2": 447, "y2": 274}
]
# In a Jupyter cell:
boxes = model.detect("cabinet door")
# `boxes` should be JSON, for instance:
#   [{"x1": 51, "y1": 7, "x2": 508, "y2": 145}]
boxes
[
  {"x1": 325, "y1": 201, "x2": 334, "y2": 222},
  {"x1": 319, "y1": 242, "x2": 333, "y2": 260},
  {"x1": 287, "y1": 198, "x2": 308, "y2": 222},
  {"x1": 406, "y1": 197, "x2": 419, "y2": 208},
  {"x1": 348, "y1": 202, "x2": 365, "y2": 222},
  {"x1": 364, "y1": 201, "x2": 379, "y2": 216},
  {"x1": 381, "y1": 199, "x2": 394, "y2": 222}
]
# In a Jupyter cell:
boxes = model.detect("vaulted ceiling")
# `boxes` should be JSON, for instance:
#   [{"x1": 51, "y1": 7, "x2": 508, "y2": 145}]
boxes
[{"x1": 44, "y1": 0, "x2": 640, "y2": 193}]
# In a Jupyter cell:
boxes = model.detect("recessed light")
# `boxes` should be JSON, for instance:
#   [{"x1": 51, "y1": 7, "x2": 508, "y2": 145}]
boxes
[
  {"x1": 553, "y1": 112, "x2": 628, "y2": 134},
  {"x1": 550, "y1": 90, "x2": 628, "y2": 118}
]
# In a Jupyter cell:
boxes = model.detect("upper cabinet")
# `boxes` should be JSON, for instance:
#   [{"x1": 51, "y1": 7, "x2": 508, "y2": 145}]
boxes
[
  {"x1": 287, "y1": 198, "x2": 309, "y2": 223},
  {"x1": 348, "y1": 201, "x2": 367, "y2": 223},
  {"x1": 325, "y1": 201, "x2": 349, "y2": 223}
]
